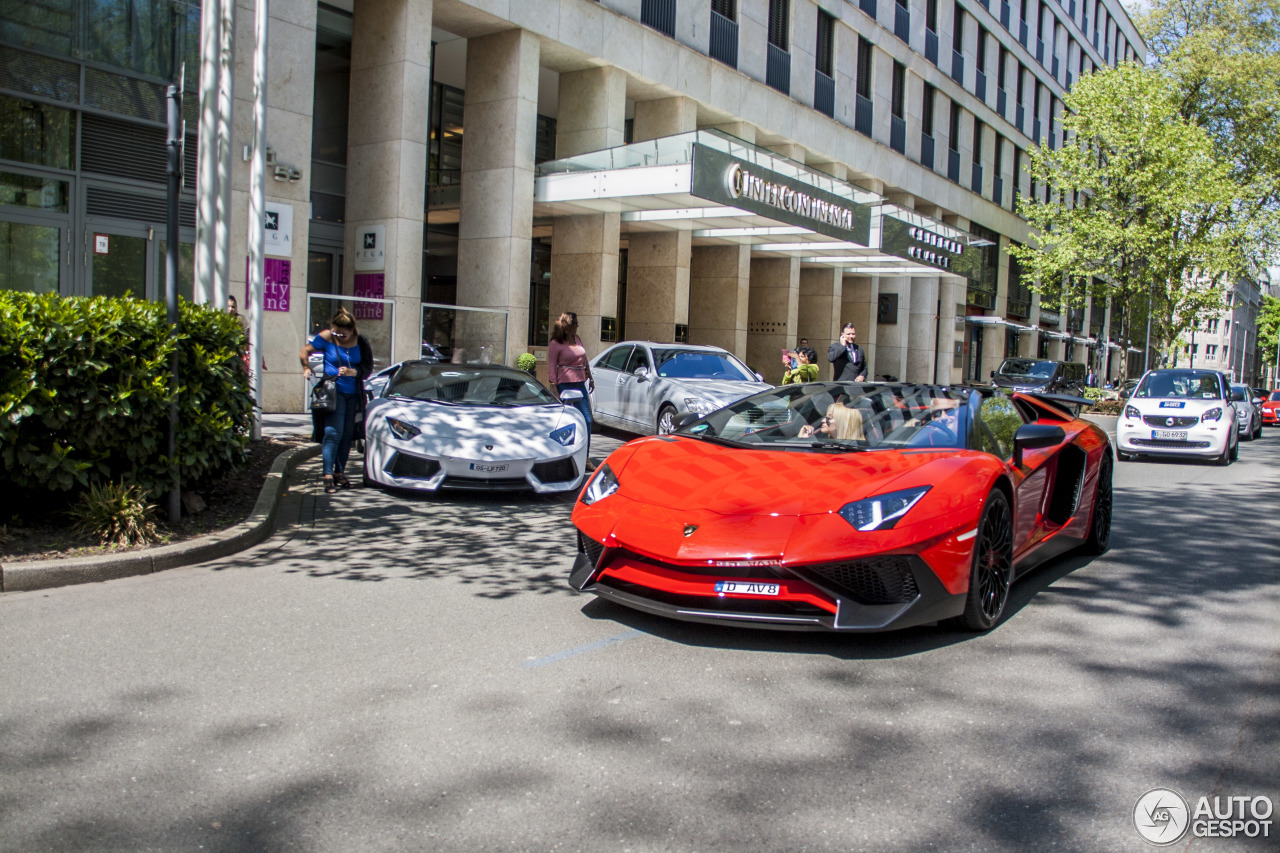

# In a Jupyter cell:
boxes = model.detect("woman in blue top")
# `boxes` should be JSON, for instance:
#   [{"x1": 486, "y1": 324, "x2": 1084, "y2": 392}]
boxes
[{"x1": 300, "y1": 308, "x2": 371, "y2": 493}]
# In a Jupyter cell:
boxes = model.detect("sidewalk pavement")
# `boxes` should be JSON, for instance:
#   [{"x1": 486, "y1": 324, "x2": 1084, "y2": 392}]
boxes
[{"x1": 2, "y1": 414, "x2": 623, "y2": 594}]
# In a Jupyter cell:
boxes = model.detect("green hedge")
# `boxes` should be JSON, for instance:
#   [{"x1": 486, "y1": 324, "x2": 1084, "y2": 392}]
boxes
[{"x1": 0, "y1": 293, "x2": 252, "y2": 504}]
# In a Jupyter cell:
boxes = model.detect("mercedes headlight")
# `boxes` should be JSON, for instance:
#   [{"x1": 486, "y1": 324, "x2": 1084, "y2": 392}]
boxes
[
  {"x1": 1201, "y1": 407, "x2": 1223, "y2": 422},
  {"x1": 683, "y1": 397, "x2": 718, "y2": 414},
  {"x1": 581, "y1": 463, "x2": 620, "y2": 505},
  {"x1": 838, "y1": 486, "x2": 931, "y2": 532},
  {"x1": 386, "y1": 417, "x2": 421, "y2": 440},
  {"x1": 1124, "y1": 405, "x2": 1141, "y2": 420},
  {"x1": 550, "y1": 423, "x2": 577, "y2": 446}
]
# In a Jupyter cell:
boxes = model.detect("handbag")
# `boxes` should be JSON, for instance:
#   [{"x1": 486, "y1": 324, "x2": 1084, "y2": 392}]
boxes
[{"x1": 310, "y1": 377, "x2": 337, "y2": 413}]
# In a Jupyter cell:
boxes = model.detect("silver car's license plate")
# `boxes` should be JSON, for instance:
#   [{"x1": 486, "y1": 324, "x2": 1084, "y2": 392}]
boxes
[{"x1": 1152, "y1": 430, "x2": 1188, "y2": 441}]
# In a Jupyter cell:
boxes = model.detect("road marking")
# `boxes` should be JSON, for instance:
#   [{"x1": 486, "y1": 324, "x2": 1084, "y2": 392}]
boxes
[{"x1": 523, "y1": 629, "x2": 644, "y2": 668}]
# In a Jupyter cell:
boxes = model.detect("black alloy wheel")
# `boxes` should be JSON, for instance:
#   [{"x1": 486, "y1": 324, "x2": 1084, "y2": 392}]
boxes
[
  {"x1": 956, "y1": 489, "x2": 1014, "y2": 631},
  {"x1": 1081, "y1": 457, "x2": 1112, "y2": 556}
]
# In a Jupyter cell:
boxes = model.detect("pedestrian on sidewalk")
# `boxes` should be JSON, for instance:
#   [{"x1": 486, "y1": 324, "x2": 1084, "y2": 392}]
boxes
[
  {"x1": 300, "y1": 308, "x2": 373, "y2": 494},
  {"x1": 828, "y1": 323, "x2": 868, "y2": 381},
  {"x1": 782, "y1": 347, "x2": 820, "y2": 384},
  {"x1": 547, "y1": 312, "x2": 594, "y2": 456}
]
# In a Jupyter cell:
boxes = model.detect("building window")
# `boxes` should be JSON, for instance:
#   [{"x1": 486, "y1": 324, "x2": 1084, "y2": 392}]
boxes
[
  {"x1": 949, "y1": 101, "x2": 962, "y2": 152},
  {"x1": 927, "y1": 0, "x2": 938, "y2": 31},
  {"x1": 816, "y1": 9, "x2": 834, "y2": 77},
  {"x1": 710, "y1": 0, "x2": 739, "y2": 67},
  {"x1": 922, "y1": 83, "x2": 936, "y2": 136},
  {"x1": 856, "y1": 37, "x2": 873, "y2": 99},
  {"x1": 768, "y1": 0, "x2": 790, "y2": 50},
  {"x1": 891, "y1": 61, "x2": 906, "y2": 118},
  {"x1": 0, "y1": 96, "x2": 76, "y2": 170}
]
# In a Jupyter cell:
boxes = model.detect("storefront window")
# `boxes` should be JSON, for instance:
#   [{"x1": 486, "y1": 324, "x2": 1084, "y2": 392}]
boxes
[
  {"x1": 0, "y1": 96, "x2": 76, "y2": 171},
  {"x1": 0, "y1": 0, "x2": 75, "y2": 56},
  {"x1": 0, "y1": 220, "x2": 61, "y2": 293},
  {"x1": 0, "y1": 172, "x2": 69, "y2": 212},
  {"x1": 86, "y1": 0, "x2": 200, "y2": 80}
]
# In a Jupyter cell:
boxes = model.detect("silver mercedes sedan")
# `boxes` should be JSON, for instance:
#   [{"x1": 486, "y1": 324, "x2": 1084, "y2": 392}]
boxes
[{"x1": 589, "y1": 341, "x2": 772, "y2": 435}]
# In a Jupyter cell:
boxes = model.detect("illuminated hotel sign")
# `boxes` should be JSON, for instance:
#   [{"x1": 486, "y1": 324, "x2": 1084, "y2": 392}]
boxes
[
  {"x1": 880, "y1": 215, "x2": 987, "y2": 282},
  {"x1": 691, "y1": 144, "x2": 871, "y2": 245}
]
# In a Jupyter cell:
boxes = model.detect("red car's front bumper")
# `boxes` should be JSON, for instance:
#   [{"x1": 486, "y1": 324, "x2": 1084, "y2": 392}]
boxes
[
  {"x1": 568, "y1": 536, "x2": 967, "y2": 632},
  {"x1": 1262, "y1": 404, "x2": 1279, "y2": 425}
]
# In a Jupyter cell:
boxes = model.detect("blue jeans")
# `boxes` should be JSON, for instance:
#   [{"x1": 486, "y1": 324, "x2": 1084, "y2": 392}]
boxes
[
  {"x1": 322, "y1": 391, "x2": 359, "y2": 477},
  {"x1": 559, "y1": 381, "x2": 592, "y2": 449}
]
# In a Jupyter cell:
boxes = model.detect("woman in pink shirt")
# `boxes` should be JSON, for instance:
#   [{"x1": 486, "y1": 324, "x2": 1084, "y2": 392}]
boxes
[{"x1": 547, "y1": 312, "x2": 595, "y2": 447}]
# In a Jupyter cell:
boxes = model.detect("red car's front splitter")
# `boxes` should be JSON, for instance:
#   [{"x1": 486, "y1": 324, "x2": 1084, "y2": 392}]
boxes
[{"x1": 568, "y1": 546, "x2": 966, "y2": 632}]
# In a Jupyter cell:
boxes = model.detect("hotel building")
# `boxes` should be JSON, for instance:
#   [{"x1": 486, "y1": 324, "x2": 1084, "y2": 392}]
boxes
[{"x1": 0, "y1": 0, "x2": 1145, "y2": 412}]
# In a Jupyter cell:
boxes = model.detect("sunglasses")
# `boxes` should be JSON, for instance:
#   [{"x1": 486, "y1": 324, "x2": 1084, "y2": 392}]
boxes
[{"x1": 332, "y1": 328, "x2": 353, "y2": 340}]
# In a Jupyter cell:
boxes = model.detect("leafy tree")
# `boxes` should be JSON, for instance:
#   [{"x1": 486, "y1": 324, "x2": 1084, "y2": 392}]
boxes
[
  {"x1": 1259, "y1": 293, "x2": 1280, "y2": 381},
  {"x1": 1007, "y1": 63, "x2": 1250, "y2": 381}
]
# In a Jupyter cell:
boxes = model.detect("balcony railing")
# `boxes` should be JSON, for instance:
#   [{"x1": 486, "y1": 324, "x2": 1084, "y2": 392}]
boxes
[
  {"x1": 766, "y1": 44, "x2": 790, "y2": 94},
  {"x1": 951, "y1": 51, "x2": 965, "y2": 85},
  {"x1": 895, "y1": 4, "x2": 910, "y2": 42},
  {"x1": 1036, "y1": 38, "x2": 1044, "y2": 64},
  {"x1": 926, "y1": 29, "x2": 939, "y2": 65},
  {"x1": 997, "y1": 87, "x2": 1007, "y2": 116},
  {"x1": 948, "y1": 148, "x2": 961, "y2": 182},
  {"x1": 976, "y1": 70, "x2": 987, "y2": 103},
  {"x1": 971, "y1": 162, "x2": 983, "y2": 193},
  {"x1": 1016, "y1": 104, "x2": 1025, "y2": 132},
  {"x1": 709, "y1": 10, "x2": 738, "y2": 68},
  {"x1": 1051, "y1": 55, "x2": 1059, "y2": 80},
  {"x1": 891, "y1": 115, "x2": 906, "y2": 153},
  {"x1": 855, "y1": 94, "x2": 874, "y2": 136},
  {"x1": 921, "y1": 134, "x2": 935, "y2": 170},
  {"x1": 860, "y1": 0, "x2": 877, "y2": 17},
  {"x1": 993, "y1": 175, "x2": 1004, "y2": 207},
  {"x1": 1033, "y1": 117, "x2": 1041, "y2": 142},
  {"x1": 814, "y1": 71, "x2": 835, "y2": 118},
  {"x1": 640, "y1": 0, "x2": 676, "y2": 37},
  {"x1": 1020, "y1": 21, "x2": 1029, "y2": 47},
  {"x1": 1001, "y1": 1, "x2": 1011, "y2": 29}
]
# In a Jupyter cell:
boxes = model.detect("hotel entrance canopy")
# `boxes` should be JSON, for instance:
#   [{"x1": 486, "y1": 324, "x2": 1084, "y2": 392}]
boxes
[{"x1": 535, "y1": 130, "x2": 994, "y2": 281}]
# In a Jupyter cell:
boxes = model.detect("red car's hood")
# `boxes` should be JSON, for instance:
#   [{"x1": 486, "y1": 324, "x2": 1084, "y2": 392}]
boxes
[{"x1": 610, "y1": 435, "x2": 947, "y2": 516}]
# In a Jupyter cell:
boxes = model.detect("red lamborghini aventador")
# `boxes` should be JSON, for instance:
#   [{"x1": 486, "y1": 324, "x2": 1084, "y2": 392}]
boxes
[{"x1": 569, "y1": 382, "x2": 1113, "y2": 632}]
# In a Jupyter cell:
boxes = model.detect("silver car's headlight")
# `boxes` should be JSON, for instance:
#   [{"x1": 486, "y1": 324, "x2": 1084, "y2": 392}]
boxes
[
  {"x1": 1201, "y1": 407, "x2": 1223, "y2": 422},
  {"x1": 838, "y1": 486, "x2": 931, "y2": 532},
  {"x1": 580, "y1": 464, "x2": 619, "y2": 505},
  {"x1": 386, "y1": 417, "x2": 421, "y2": 440},
  {"x1": 550, "y1": 423, "x2": 577, "y2": 446},
  {"x1": 683, "y1": 397, "x2": 718, "y2": 414}
]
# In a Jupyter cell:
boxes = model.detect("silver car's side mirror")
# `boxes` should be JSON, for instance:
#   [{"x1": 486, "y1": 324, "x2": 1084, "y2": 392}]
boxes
[
  {"x1": 755, "y1": 372, "x2": 764, "y2": 382},
  {"x1": 1253, "y1": 398, "x2": 1264, "y2": 406},
  {"x1": 633, "y1": 365, "x2": 649, "y2": 380}
]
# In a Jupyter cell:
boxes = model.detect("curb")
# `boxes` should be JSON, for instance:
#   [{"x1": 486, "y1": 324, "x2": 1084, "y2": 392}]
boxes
[{"x1": 0, "y1": 444, "x2": 321, "y2": 594}]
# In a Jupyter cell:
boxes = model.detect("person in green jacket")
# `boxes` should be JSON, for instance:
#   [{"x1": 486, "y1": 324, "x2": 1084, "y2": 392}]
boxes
[{"x1": 782, "y1": 346, "x2": 820, "y2": 384}]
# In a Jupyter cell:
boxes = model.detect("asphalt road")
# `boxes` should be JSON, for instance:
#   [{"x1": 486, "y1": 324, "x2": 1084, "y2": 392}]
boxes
[{"x1": 2, "y1": 425, "x2": 1278, "y2": 852}]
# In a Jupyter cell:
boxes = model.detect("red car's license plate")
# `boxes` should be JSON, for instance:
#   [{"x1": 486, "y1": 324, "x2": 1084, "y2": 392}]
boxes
[{"x1": 715, "y1": 581, "x2": 780, "y2": 596}]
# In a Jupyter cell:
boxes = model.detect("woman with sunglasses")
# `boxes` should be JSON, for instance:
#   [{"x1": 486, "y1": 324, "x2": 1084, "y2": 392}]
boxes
[{"x1": 300, "y1": 308, "x2": 373, "y2": 493}]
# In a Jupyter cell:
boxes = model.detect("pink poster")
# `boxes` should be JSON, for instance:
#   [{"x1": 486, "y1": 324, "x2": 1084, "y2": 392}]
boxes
[
  {"x1": 245, "y1": 257, "x2": 292, "y2": 312},
  {"x1": 354, "y1": 273, "x2": 385, "y2": 320}
]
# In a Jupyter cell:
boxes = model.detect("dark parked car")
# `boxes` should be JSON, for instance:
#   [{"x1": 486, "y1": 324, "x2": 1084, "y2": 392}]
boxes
[{"x1": 991, "y1": 359, "x2": 1088, "y2": 397}]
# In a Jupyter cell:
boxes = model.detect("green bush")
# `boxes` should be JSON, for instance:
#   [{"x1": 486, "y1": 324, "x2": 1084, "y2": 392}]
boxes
[
  {"x1": 0, "y1": 293, "x2": 252, "y2": 504},
  {"x1": 516, "y1": 352, "x2": 537, "y2": 374}
]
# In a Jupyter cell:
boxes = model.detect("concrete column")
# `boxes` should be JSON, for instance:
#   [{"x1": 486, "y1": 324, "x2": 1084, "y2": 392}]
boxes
[
  {"x1": 344, "y1": 0, "x2": 432, "y2": 371},
  {"x1": 626, "y1": 231, "x2": 691, "y2": 343},
  {"x1": 689, "y1": 245, "x2": 750, "y2": 359},
  {"x1": 230, "y1": 0, "x2": 317, "y2": 412},
  {"x1": 798, "y1": 267, "x2": 842, "y2": 356},
  {"x1": 907, "y1": 276, "x2": 940, "y2": 383},
  {"x1": 457, "y1": 28, "x2": 540, "y2": 365},
  {"x1": 938, "y1": 281, "x2": 963, "y2": 383},
  {"x1": 875, "y1": 276, "x2": 910, "y2": 381},
  {"x1": 747, "y1": 257, "x2": 800, "y2": 383},
  {"x1": 550, "y1": 66, "x2": 626, "y2": 359},
  {"x1": 840, "y1": 275, "x2": 878, "y2": 380},
  {"x1": 632, "y1": 96, "x2": 698, "y2": 141}
]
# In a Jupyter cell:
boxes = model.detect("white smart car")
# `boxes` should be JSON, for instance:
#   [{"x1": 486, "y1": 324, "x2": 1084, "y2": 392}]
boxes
[
  {"x1": 363, "y1": 361, "x2": 589, "y2": 493},
  {"x1": 1116, "y1": 368, "x2": 1238, "y2": 464}
]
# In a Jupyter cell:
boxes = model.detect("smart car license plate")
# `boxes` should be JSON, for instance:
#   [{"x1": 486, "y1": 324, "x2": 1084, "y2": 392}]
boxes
[
  {"x1": 469, "y1": 462, "x2": 509, "y2": 473},
  {"x1": 715, "y1": 581, "x2": 780, "y2": 596},
  {"x1": 1152, "y1": 429, "x2": 1188, "y2": 441}
]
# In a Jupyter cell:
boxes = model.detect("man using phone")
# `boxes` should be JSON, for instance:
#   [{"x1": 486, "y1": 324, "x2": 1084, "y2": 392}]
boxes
[{"x1": 828, "y1": 322, "x2": 868, "y2": 381}]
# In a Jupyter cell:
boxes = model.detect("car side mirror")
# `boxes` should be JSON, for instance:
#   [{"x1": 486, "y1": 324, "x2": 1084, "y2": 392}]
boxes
[
  {"x1": 633, "y1": 365, "x2": 649, "y2": 380},
  {"x1": 1252, "y1": 397, "x2": 1263, "y2": 406},
  {"x1": 755, "y1": 372, "x2": 765, "y2": 382},
  {"x1": 1012, "y1": 423, "x2": 1065, "y2": 468},
  {"x1": 671, "y1": 412, "x2": 702, "y2": 431}
]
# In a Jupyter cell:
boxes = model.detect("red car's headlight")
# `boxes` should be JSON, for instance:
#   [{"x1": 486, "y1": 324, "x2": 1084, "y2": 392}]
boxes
[{"x1": 838, "y1": 486, "x2": 931, "y2": 532}]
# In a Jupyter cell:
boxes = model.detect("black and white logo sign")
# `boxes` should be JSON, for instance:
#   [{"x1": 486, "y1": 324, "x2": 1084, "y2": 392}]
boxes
[
  {"x1": 354, "y1": 224, "x2": 387, "y2": 271},
  {"x1": 265, "y1": 211, "x2": 279, "y2": 231},
  {"x1": 1134, "y1": 788, "x2": 1190, "y2": 845},
  {"x1": 363, "y1": 233, "x2": 377, "y2": 249}
]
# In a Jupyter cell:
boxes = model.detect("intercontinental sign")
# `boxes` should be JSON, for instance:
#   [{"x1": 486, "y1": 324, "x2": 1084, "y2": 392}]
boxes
[{"x1": 691, "y1": 144, "x2": 871, "y2": 245}]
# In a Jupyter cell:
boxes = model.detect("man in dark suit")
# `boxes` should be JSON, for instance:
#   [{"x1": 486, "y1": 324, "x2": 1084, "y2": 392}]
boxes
[{"x1": 828, "y1": 322, "x2": 868, "y2": 381}]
